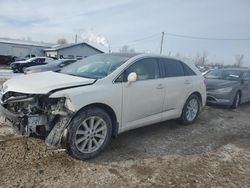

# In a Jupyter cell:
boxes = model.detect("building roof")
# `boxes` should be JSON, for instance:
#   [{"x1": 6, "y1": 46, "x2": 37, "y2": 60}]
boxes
[
  {"x1": 0, "y1": 37, "x2": 53, "y2": 47},
  {"x1": 44, "y1": 42, "x2": 107, "y2": 53}
]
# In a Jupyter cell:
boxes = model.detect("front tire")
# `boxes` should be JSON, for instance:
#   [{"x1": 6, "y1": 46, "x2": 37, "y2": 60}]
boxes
[
  {"x1": 66, "y1": 107, "x2": 112, "y2": 160},
  {"x1": 180, "y1": 94, "x2": 200, "y2": 125},
  {"x1": 231, "y1": 91, "x2": 241, "y2": 109}
]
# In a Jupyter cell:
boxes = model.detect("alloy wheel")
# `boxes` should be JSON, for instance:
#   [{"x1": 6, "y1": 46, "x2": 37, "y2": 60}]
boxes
[
  {"x1": 186, "y1": 98, "x2": 199, "y2": 122},
  {"x1": 75, "y1": 116, "x2": 107, "y2": 154}
]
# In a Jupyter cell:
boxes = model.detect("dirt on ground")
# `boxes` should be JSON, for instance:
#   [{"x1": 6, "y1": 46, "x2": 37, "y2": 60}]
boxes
[{"x1": 0, "y1": 104, "x2": 250, "y2": 187}]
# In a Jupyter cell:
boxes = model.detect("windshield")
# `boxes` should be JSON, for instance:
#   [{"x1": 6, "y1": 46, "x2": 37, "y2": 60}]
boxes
[
  {"x1": 60, "y1": 54, "x2": 130, "y2": 79},
  {"x1": 205, "y1": 69, "x2": 243, "y2": 81}
]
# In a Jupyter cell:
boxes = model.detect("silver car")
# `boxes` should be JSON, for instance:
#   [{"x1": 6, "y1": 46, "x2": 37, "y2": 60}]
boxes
[{"x1": 205, "y1": 68, "x2": 250, "y2": 108}]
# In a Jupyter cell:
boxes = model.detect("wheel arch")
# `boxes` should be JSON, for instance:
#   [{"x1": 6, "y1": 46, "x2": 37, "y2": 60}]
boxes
[
  {"x1": 73, "y1": 103, "x2": 119, "y2": 137},
  {"x1": 191, "y1": 91, "x2": 202, "y2": 104}
]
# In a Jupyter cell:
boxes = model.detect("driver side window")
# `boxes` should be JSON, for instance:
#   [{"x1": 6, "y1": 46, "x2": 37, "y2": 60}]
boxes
[{"x1": 124, "y1": 58, "x2": 160, "y2": 81}]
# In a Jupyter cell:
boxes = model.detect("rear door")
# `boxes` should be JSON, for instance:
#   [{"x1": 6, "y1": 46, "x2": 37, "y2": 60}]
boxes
[
  {"x1": 160, "y1": 58, "x2": 196, "y2": 117},
  {"x1": 121, "y1": 57, "x2": 165, "y2": 129}
]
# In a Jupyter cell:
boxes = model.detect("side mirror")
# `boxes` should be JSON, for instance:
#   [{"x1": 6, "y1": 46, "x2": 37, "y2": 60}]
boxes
[{"x1": 127, "y1": 72, "x2": 137, "y2": 83}]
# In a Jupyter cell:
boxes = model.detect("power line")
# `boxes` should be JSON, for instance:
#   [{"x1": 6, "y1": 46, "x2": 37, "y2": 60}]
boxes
[
  {"x1": 110, "y1": 33, "x2": 161, "y2": 47},
  {"x1": 109, "y1": 31, "x2": 250, "y2": 52},
  {"x1": 164, "y1": 32, "x2": 250, "y2": 41},
  {"x1": 129, "y1": 33, "x2": 161, "y2": 43}
]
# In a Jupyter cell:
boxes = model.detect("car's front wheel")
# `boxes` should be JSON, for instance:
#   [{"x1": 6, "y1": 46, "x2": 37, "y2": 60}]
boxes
[
  {"x1": 180, "y1": 94, "x2": 200, "y2": 125},
  {"x1": 66, "y1": 107, "x2": 112, "y2": 160},
  {"x1": 231, "y1": 91, "x2": 241, "y2": 109}
]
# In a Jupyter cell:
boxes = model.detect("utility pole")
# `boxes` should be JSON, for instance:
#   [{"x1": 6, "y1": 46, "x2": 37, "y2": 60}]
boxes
[{"x1": 160, "y1": 32, "x2": 165, "y2": 54}]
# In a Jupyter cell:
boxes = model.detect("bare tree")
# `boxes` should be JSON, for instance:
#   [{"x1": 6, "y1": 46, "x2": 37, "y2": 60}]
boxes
[
  {"x1": 194, "y1": 52, "x2": 208, "y2": 66},
  {"x1": 120, "y1": 45, "x2": 135, "y2": 53},
  {"x1": 57, "y1": 38, "x2": 68, "y2": 45},
  {"x1": 234, "y1": 54, "x2": 244, "y2": 67}
]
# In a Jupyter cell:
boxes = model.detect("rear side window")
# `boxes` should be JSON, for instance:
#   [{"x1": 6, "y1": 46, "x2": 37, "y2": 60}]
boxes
[
  {"x1": 125, "y1": 58, "x2": 160, "y2": 81},
  {"x1": 182, "y1": 62, "x2": 196, "y2": 76},
  {"x1": 162, "y1": 58, "x2": 184, "y2": 77}
]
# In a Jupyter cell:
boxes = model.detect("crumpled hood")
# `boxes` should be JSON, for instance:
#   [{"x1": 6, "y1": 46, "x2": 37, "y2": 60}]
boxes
[
  {"x1": 206, "y1": 79, "x2": 239, "y2": 90},
  {"x1": 2, "y1": 71, "x2": 96, "y2": 94}
]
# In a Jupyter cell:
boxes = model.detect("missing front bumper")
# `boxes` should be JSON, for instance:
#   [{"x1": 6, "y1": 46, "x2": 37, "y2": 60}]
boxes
[{"x1": 0, "y1": 103, "x2": 72, "y2": 150}]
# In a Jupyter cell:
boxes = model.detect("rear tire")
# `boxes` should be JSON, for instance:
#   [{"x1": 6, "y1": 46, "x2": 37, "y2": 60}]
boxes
[
  {"x1": 180, "y1": 94, "x2": 200, "y2": 125},
  {"x1": 66, "y1": 107, "x2": 112, "y2": 160},
  {"x1": 231, "y1": 91, "x2": 240, "y2": 109}
]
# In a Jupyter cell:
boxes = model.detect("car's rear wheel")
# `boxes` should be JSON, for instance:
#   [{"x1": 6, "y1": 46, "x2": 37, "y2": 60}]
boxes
[
  {"x1": 66, "y1": 107, "x2": 112, "y2": 160},
  {"x1": 231, "y1": 91, "x2": 241, "y2": 109},
  {"x1": 180, "y1": 94, "x2": 200, "y2": 125}
]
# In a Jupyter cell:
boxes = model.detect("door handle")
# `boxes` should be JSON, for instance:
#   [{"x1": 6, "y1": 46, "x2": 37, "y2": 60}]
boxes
[
  {"x1": 156, "y1": 84, "x2": 164, "y2": 89},
  {"x1": 184, "y1": 80, "x2": 191, "y2": 85}
]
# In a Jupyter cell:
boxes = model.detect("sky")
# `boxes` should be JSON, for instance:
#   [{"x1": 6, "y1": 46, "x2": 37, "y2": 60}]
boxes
[{"x1": 0, "y1": 0, "x2": 249, "y2": 65}]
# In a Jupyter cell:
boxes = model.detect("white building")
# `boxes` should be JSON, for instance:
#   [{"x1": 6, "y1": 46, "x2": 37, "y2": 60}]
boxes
[
  {"x1": 0, "y1": 38, "x2": 52, "y2": 58},
  {"x1": 0, "y1": 38, "x2": 106, "y2": 64},
  {"x1": 44, "y1": 42, "x2": 104, "y2": 59}
]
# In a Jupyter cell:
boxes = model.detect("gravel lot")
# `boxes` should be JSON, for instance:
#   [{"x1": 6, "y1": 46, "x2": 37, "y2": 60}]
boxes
[{"x1": 0, "y1": 103, "x2": 250, "y2": 187}]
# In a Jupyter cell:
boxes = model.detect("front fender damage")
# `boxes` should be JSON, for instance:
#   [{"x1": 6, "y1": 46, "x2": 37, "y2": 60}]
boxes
[
  {"x1": 45, "y1": 116, "x2": 71, "y2": 150},
  {"x1": 0, "y1": 91, "x2": 76, "y2": 150}
]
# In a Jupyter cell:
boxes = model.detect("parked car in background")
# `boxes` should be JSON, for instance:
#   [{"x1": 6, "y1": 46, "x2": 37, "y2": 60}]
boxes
[
  {"x1": 24, "y1": 59, "x2": 77, "y2": 74},
  {"x1": 10, "y1": 57, "x2": 54, "y2": 73},
  {"x1": 205, "y1": 68, "x2": 250, "y2": 108},
  {"x1": 0, "y1": 53, "x2": 206, "y2": 160},
  {"x1": 0, "y1": 55, "x2": 14, "y2": 66},
  {"x1": 202, "y1": 69, "x2": 213, "y2": 76}
]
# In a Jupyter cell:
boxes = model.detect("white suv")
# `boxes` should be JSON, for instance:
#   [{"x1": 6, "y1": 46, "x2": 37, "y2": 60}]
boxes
[{"x1": 0, "y1": 53, "x2": 206, "y2": 160}]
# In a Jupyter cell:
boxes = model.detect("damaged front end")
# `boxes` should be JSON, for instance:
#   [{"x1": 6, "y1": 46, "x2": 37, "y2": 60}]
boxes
[{"x1": 0, "y1": 91, "x2": 73, "y2": 149}]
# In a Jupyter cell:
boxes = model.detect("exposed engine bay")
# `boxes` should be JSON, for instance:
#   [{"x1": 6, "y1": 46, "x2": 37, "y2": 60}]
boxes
[{"x1": 0, "y1": 91, "x2": 73, "y2": 149}]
